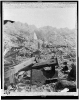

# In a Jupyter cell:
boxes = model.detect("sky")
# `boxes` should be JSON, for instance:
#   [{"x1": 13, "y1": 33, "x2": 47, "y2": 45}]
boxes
[{"x1": 3, "y1": 2, "x2": 77, "y2": 29}]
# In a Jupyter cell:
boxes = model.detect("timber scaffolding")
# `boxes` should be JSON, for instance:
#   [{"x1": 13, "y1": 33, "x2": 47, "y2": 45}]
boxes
[{"x1": 4, "y1": 56, "x2": 58, "y2": 86}]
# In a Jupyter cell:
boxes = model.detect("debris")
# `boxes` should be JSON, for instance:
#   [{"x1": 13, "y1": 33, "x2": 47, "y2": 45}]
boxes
[
  {"x1": 18, "y1": 71, "x2": 25, "y2": 76},
  {"x1": 54, "y1": 80, "x2": 76, "y2": 92},
  {"x1": 67, "y1": 63, "x2": 76, "y2": 81},
  {"x1": 60, "y1": 88, "x2": 69, "y2": 92},
  {"x1": 32, "y1": 69, "x2": 46, "y2": 86},
  {"x1": 62, "y1": 62, "x2": 68, "y2": 72}
]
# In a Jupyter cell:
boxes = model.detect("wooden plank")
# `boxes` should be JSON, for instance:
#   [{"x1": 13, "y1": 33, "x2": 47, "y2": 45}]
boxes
[
  {"x1": 4, "y1": 57, "x2": 35, "y2": 78},
  {"x1": 14, "y1": 57, "x2": 35, "y2": 73}
]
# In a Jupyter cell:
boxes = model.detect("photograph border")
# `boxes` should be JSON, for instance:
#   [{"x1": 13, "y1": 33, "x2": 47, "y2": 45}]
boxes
[{"x1": 1, "y1": 0, "x2": 78, "y2": 99}]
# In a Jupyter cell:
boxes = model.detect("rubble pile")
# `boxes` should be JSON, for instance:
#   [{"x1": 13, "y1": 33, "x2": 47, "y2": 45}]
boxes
[
  {"x1": 4, "y1": 45, "x2": 76, "y2": 94},
  {"x1": 3, "y1": 21, "x2": 77, "y2": 95}
]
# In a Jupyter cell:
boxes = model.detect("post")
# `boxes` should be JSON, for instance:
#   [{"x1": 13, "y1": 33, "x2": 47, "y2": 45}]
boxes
[{"x1": 30, "y1": 68, "x2": 32, "y2": 92}]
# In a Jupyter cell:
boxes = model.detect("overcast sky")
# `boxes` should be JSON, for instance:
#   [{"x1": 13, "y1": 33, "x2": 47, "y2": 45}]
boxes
[{"x1": 3, "y1": 2, "x2": 77, "y2": 29}]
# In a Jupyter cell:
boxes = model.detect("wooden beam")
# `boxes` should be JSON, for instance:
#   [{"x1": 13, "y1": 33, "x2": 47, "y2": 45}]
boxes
[{"x1": 4, "y1": 57, "x2": 35, "y2": 78}]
